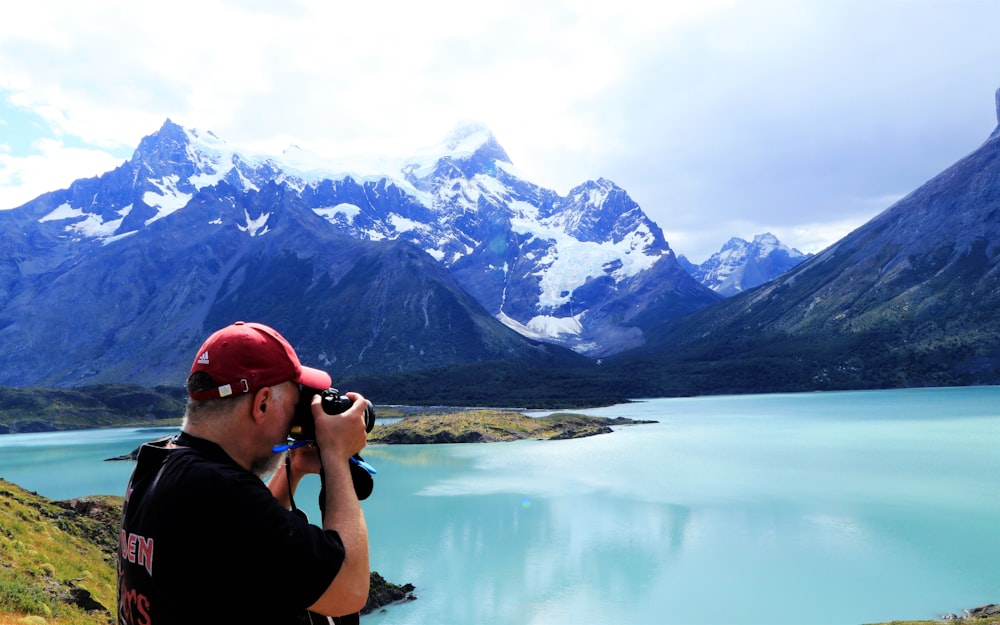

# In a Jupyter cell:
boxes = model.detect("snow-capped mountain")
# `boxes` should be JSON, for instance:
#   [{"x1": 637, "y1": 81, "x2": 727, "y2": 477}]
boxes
[
  {"x1": 0, "y1": 119, "x2": 720, "y2": 387},
  {"x1": 11, "y1": 119, "x2": 717, "y2": 357},
  {"x1": 678, "y1": 233, "x2": 809, "y2": 296}
]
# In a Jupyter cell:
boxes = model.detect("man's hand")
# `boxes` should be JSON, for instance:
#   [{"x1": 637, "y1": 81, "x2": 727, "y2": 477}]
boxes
[
  {"x1": 267, "y1": 443, "x2": 321, "y2": 508},
  {"x1": 311, "y1": 391, "x2": 369, "y2": 462},
  {"x1": 286, "y1": 442, "x2": 322, "y2": 476}
]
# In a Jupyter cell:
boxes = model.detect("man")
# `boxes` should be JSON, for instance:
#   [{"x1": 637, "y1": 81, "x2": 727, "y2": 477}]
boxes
[{"x1": 118, "y1": 321, "x2": 370, "y2": 624}]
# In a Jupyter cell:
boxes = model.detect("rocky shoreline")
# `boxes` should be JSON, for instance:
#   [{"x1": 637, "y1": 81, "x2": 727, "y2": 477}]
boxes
[
  {"x1": 942, "y1": 603, "x2": 1000, "y2": 622},
  {"x1": 866, "y1": 603, "x2": 1000, "y2": 625}
]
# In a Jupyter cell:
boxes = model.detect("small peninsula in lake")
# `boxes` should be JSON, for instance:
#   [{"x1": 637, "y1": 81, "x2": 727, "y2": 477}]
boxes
[{"x1": 368, "y1": 409, "x2": 654, "y2": 445}]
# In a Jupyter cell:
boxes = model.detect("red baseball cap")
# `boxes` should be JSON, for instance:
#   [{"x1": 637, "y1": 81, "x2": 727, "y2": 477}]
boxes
[{"x1": 188, "y1": 321, "x2": 332, "y2": 400}]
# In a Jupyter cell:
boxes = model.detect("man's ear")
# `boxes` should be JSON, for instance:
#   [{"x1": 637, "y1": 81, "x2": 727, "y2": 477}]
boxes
[{"x1": 251, "y1": 387, "x2": 272, "y2": 424}]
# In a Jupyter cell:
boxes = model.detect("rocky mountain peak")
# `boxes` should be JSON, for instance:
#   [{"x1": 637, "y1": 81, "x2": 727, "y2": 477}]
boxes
[
  {"x1": 752, "y1": 231, "x2": 779, "y2": 246},
  {"x1": 443, "y1": 121, "x2": 499, "y2": 153},
  {"x1": 413, "y1": 121, "x2": 512, "y2": 182},
  {"x1": 133, "y1": 119, "x2": 193, "y2": 171},
  {"x1": 682, "y1": 233, "x2": 808, "y2": 296}
]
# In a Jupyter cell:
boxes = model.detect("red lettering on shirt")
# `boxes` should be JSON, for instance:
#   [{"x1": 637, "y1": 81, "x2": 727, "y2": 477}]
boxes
[
  {"x1": 120, "y1": 529, "x2": 154, "y2": 577},
  {"x1": 118, "y1": 574, "x2": 152, "y2": 625}
]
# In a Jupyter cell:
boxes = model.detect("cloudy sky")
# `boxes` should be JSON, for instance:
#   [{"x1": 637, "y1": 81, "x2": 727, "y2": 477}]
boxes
[{"x1": 2, "y1": 0, "x2": 1000, "y2": 262}]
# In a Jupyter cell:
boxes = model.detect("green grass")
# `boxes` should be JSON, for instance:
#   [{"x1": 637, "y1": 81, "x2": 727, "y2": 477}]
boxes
[{"x1": 0, "y1": 479, "x2": 118, "y2": 624}]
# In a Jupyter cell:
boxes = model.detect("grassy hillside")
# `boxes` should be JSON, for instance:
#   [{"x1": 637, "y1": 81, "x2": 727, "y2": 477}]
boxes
[
  {"x1": 0, "y1": 385, "x2": 185, "y2": 434},
  {"x1": 0, "y1": 479, "x2": 118, "y2": 624}
]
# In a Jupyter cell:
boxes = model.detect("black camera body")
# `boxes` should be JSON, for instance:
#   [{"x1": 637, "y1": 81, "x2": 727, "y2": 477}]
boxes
[
  {"x1": 283, "y1": 386, "x2": 377, "y2": 503},
  {"x1": 290, "y1": 386, "x2": 376, "y2": 442}
]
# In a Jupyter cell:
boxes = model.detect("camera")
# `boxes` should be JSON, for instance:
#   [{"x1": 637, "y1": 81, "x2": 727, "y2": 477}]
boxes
[
  {"x1": 283, "y1": 386, "x2": 377, "y2": 502},
  {"x1": 289, "y1": 386, "x2": 376, "y2": 442}
]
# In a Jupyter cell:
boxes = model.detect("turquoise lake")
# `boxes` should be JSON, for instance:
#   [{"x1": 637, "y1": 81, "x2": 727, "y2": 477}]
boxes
[{"x1": 1, "y1": 386, "x2": 998, "y2": 624}]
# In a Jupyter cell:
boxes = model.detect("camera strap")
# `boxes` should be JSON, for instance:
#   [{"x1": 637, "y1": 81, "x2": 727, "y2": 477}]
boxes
[{"x1": 285, "y1": 452, "x2": 304, "y2": 517}]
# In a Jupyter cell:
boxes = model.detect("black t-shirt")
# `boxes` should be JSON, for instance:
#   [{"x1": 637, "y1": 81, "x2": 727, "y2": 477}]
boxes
[{"x1": 118, "y1": 433, "x2": 345, "y2": 625}]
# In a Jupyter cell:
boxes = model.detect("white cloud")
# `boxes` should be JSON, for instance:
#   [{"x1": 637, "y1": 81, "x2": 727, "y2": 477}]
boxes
[
  {"x1": 2, "y1": 0, "x2": 1000, "y2": 260},
  {"x1": 0, "y1": 139, "x2": 124, "y2": 209}
]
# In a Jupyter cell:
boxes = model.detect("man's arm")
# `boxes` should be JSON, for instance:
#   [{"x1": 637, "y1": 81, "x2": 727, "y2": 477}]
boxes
[
  {"x1": 308, "y1": 455, "x2": 370, "y2": 616},
  {"x1": 307, "y1": 393, "x2": 371, "y2": 617}
]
